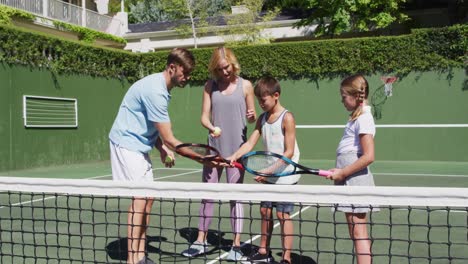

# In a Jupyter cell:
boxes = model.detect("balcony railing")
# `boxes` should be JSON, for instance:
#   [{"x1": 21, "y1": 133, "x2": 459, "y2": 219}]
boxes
[{"x1": 0, "y1": 0, "x2": 123, "y2": 36}]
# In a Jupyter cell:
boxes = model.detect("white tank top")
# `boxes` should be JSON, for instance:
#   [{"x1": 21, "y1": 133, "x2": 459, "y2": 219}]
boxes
[{"x1": 261, "y1": 110, "x2": 301, "y2": 184}]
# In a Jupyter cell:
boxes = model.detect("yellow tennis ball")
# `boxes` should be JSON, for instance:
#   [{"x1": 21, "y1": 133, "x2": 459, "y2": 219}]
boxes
[
  {"x1": 213, "y1": 127, "x2": 222, "y2": 136},
  {"x1": 165, "y1": 156, "x2": 173, "y2": 163}
]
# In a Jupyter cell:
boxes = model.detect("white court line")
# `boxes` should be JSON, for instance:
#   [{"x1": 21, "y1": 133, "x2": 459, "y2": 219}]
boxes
[
  {"x1": 88, "y1": 168, "x2": 202, "y2": 180},
  {"x1": 206, "y1": 206, "x2": 311, "y2": 264},
  {"x1": 0, "y1": 168, "x2": 202, "y2": 208},
  {"x1": 374, "y1": 172, "x2": 468, "y2": 177},
  {"x1": 297, "y1": 124, "x2": 468, "y2": 128}
]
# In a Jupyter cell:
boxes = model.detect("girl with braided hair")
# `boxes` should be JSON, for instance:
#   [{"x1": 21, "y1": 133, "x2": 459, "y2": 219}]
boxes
[{"x1": 326, "y1": 74, "x2": 378, "y2": 264}]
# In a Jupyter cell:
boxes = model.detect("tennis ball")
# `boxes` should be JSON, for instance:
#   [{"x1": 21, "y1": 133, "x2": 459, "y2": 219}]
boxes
[
  {"x1": 213, "y1": 127, "x2": 222, "y2": 136},
  {"x1": 165, "y1": 156, "x2": 173, "y2": 163}
]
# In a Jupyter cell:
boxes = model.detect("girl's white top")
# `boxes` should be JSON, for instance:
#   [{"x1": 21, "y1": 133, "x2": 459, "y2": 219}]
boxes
[{"x1": 336, "y1": 106, "x2": 376, "y2": 155}]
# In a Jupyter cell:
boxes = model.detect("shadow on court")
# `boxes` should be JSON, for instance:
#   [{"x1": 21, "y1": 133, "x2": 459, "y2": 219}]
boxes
[
  {"x1": 106, "y1": 235, "x2": 170, "y2": 261},
  {"x1": 179, "y1": 227, "x2": 231, "y2": 251},
  {"x1": 105, "y1": 229, "x2": 317, "y2": 263},
  {"x1": 271, "y1": 252, "x2": 317, "y2": 264},
  {"x1": 179, "y1": 227, "x2": 257, "y2": 258}
]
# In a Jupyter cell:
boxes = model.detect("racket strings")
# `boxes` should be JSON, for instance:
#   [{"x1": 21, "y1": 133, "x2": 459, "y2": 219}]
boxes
[
  {"x1": 244, "y1": 155, "x2": 292, "y2": 175},
  {"x1": 178, "y1": 146, "x2": 218, "y2": 160}
]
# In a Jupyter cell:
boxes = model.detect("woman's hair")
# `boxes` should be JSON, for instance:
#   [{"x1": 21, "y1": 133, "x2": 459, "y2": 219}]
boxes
[
  {"x1": 341, "y1": 74, "x2": 369, "y2": 121},
  {"x1": 254, "y1": 76, "x2": 281, "y2": 97},
  {"x1": 208, "y1": 47, "x2": 241, "y2": 80},
  {"x1": 166, "y1": 48, "x2": 195, "y2": 72}
]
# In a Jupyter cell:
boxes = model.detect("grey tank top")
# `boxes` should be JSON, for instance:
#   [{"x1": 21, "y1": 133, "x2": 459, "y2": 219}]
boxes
[{"x1": 208, "y1": 77, "x2": 247, "y2": 157}]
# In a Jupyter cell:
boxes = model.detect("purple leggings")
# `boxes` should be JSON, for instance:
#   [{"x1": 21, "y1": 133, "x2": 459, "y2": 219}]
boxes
[{"x1": 198, "y1": 166, "x2": 245, "y2": 234}]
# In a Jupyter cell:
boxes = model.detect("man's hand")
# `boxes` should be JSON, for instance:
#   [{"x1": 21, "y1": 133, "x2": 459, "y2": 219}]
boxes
[{"x1": 159, "y1": 144, "x2": 175, "y2": 168}]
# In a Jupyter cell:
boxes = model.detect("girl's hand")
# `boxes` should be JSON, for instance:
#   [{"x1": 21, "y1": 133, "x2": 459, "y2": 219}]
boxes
[{"x1": 327, "y1": 168, "x2": 346, "y2": 181}]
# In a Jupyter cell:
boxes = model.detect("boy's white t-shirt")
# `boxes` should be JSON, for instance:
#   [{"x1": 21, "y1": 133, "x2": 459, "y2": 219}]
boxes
[
  {"x1": 261, "y1": 110, "x2": 301, "y2": 184},
  {"x1": 336, "y1": 106, "x2": 375, "y2": 155}
]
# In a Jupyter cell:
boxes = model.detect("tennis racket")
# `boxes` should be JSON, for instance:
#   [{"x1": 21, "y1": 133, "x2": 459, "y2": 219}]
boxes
[
  {"x1": 175, "y1": 143, "x2": 243, "y2": 169},
  {"x1": 239, "y1": 151, "x2": 332, "y2": 177}
]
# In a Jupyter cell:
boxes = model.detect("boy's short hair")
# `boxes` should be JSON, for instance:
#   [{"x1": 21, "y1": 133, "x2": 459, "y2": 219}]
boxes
[
  {"x1": 254, "y1": 76, "x2": 281, "y2": 97},
  {"x1": 167, "y1": 48, "x2": 195, "y2": 72}
]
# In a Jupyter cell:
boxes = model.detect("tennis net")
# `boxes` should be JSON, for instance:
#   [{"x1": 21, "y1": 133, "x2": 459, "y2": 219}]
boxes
[{"x1": 0, "y1": 176, "x2": 467, "y2": 263}]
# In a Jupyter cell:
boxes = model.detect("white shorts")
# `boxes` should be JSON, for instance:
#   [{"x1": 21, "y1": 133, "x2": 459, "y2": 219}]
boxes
[
  {"x1": 110, "y1": 141, "x2": 154, "y2": 182},
  {"x1": 333, "y1": 152, "x2": 379, "y2": 213}
]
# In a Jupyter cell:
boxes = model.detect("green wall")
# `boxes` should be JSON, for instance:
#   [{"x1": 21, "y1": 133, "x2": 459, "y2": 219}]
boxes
[
  {"x1": 1, "y1": 65, "x2": 466, "y2": 171},
  {"x1": 0, "y1": 64, "x2": 129, "y2": 171},
  {"x1": 170, "y1": 69, "x2": 468, "y2": 162}
]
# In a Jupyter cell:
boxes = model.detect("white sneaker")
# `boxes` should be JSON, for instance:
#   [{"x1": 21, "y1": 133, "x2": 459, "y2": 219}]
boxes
[
  {"x1": 181, "y1": 241, "x2": 207, "y2": 257},
  {"x1": 226, "y1": 246, "x2": 244, "y2": 261}
]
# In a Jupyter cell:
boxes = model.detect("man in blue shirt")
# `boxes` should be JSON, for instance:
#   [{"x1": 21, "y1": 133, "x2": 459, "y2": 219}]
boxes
[{"x1": 109, "y1": 48, "x2": 195, "y2": 264}]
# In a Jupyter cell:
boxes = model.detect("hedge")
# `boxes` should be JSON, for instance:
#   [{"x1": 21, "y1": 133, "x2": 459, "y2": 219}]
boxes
[{"x1": 0, "y1": 23, "x2": 466, "y2": 84}]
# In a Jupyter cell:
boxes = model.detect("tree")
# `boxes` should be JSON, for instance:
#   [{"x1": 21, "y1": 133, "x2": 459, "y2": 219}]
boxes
[
  {"x1": 161, "y1": 0, "x2": 226, "y2": 48},
  {"x1": 127, "y1": 0, "x2": 171, "y2": 23},
  {"x1": 293, "y1": 0, "x2": 409, "y2": 36},
  {"x1": 112, "y1": 0, "x2": 229, "y2": 47},
  {"x1": 223, "y1": 0, "x2": 280, "y2": 46},
  {"x1": 108, "y1": 0, "x2": 140, "y2": 14}
]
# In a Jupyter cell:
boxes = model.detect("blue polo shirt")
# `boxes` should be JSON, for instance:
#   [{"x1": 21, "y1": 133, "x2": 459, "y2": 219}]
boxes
[{"x1": 109, "y1": 73, "x2": 171, "y2": 153}]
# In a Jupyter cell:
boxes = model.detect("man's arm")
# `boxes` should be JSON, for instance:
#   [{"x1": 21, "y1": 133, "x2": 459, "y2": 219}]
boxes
[{"x1": 155, "y1": 122, "x2": 182, "y2": 150}]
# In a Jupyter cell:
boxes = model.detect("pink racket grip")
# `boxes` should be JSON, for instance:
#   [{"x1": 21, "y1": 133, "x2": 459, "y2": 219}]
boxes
[
  {"x1": 232, "y1": 161, "x2": 244, "y2": 169},
  {"x1": 318, "y1": 170, "x2": 333, "y2": 177}
]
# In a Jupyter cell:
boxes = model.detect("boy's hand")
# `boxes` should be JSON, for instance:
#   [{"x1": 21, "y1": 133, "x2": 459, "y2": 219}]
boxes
[
  {"x1": 225, "y1": 155, "x2": 238, "y2": 168},
  {"x1": 203, "y1": 157, "x2": 230, "y2": 168},
  {"x1": 254, "y1": 176, "x2": 267, "y2": 183}
]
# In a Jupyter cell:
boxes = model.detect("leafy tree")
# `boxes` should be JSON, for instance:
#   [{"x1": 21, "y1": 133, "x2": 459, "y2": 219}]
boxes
[
  {"x1": 111, "y1": 0, "x2": 230, "y2": 46},
  {"x1": 223, "y1": 0, "x2": 280, "y2": 46},
  {"x1": 128, "y1": 1, "x2": 168, "y2": 23},
  {"x1": 109, "y1": 0, "x2": 140, "y2": 14},
  {"x1": 293, "y1": 0, "x2": 409, "y2": 36},
  {"x1": 112, "y1": 0, "x2": 229, "y2": 24},
  {"x1": 263, "y1": 0, "x2": 308, "y2": 11},
  {"x1": 163, "y1": 0, "x2": 227, "y2": 48}
]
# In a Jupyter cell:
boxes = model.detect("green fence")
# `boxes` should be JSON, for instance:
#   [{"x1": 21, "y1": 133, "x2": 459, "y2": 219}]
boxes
[
  {"x1": 0, "y1": 64, "x2": 129, "y2": 171},
  {"x1": 171, "y1": 69, "x2": 468, "y2": 162},
  {"x1": 0, "y1": 64, "x2": 466, "y2": 172}
]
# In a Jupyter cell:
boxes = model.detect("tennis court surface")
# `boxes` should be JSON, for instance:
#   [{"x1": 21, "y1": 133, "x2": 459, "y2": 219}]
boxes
[{"x1": 1, "y1": 158, "x2": 467, "y2": 264}]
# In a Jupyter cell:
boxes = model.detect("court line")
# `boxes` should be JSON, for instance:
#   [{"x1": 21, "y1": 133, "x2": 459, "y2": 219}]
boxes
[
  {"x1": 374, "y1": 172, "x2": 468, "y2": 177},
  {"x1": 89, "y1": 168, "x2": 202, "y2": 180},
  {"x1": 0, "y1": 168, "x2": 202, "y2": 209},
  {"x1": 206, "y1": 206, "x2": 311, "y2": 264},
  {"x1": 297, "y1": 124, "x2": 468, "y2": 128}
]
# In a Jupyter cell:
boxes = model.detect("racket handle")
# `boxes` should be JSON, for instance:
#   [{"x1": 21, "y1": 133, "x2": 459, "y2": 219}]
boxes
[
  {"x1": 232, "y1": 161, "x2": 244, "y2": 170},
  {"x1": 318, "y1": 170, "x2": 332, "y2": 177}
]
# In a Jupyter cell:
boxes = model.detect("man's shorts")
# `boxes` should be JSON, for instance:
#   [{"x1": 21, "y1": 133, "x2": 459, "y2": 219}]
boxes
[{"x1": 110, "y1": 141, "x2": 153, "y2": 182}]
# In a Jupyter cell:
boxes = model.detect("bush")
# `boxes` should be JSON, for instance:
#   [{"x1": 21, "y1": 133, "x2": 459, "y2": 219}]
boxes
[{"x1": 0, "y1": 23, "x2": 465, "y2": 84}]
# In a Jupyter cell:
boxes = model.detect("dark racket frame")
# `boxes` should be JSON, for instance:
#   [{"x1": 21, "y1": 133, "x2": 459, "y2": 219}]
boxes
[
  {"x1": 175, "y1": 143, "x2": 243, "y2": 169},
  {"x1": 239, "y1": 151, "x2": 332, "y2": 177}
]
